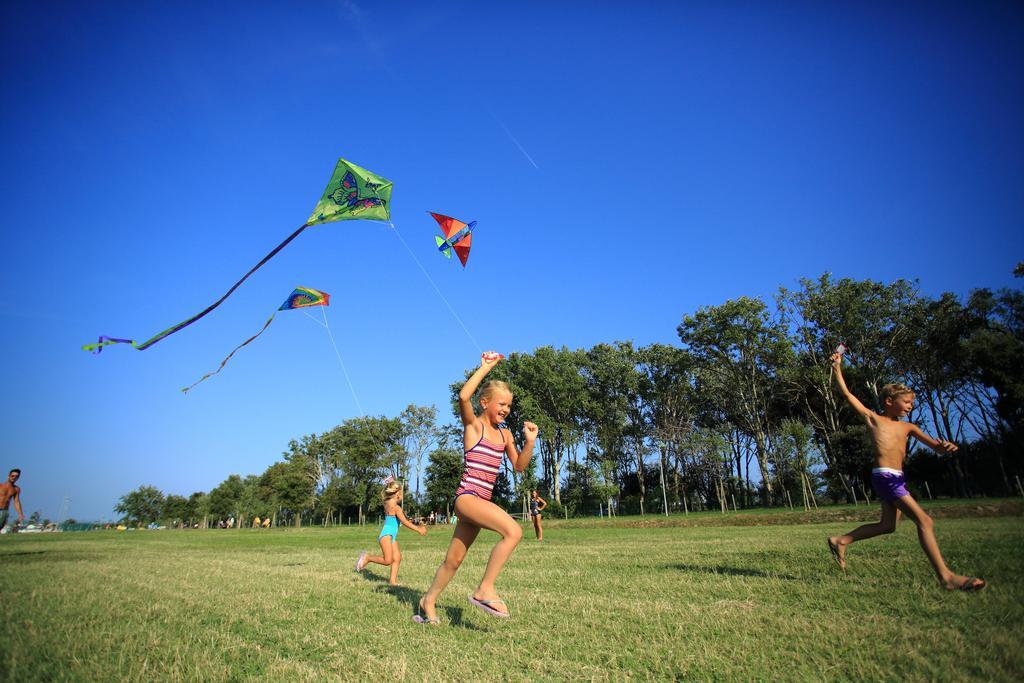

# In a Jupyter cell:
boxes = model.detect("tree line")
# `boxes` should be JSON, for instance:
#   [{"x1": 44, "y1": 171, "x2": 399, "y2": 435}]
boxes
[{"x1": 115, "y1": 271, "x2": 1024, "y2": 526}]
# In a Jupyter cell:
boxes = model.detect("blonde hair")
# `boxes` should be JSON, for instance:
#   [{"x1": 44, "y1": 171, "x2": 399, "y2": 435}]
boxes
[
  {"x1": 880, "y1": 383, "x2": 914, "y2": 403},
  {"x1": 381, "y1": 481, "x2": 402, "y2": 502},
  {"x1": 480, "y1": 380, "x2": 512, "y2": 402}
]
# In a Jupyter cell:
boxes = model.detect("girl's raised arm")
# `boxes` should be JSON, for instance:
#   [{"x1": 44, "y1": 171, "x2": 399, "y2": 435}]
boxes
[{"x1": 458, "y1": 353, "x2": 501, "y2": 427}]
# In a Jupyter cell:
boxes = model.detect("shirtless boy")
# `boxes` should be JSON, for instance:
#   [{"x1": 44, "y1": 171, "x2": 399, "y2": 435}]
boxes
[
  {"x1": 0, "y1": 469, "x2": 25, "y2": 533},
  {"x1": 826, "y1": 354, "x2": 985, "y2": 591}
]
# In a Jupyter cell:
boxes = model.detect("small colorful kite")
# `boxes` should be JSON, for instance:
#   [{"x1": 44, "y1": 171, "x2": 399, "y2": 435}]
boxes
[
  {"x1": 181, "y1": 286, "x2": 330, "y2": 394},
  {"x1": 430, "y1": 212, "x2": 475, "y2": 268},
  {"x1": 83, "y1": 158, "x2": 391, "y2": 354}
]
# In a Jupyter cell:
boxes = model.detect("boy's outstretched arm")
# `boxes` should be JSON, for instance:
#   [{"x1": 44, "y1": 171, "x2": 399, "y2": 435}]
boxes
[
  {"x1": 908, "y1": 424, "x2": 959, "y2": 454},
  {"x1": 831, "y1": 353, "x2": 875, "y2": 420}
]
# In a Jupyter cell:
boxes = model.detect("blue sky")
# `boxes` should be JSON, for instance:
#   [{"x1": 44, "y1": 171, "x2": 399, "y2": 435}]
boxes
[{"x1": 1, "y1": 1, "x2": 1021, "y2": 522}]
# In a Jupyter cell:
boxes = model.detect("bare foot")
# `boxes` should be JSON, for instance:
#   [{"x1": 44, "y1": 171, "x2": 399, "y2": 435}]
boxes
[
  {"x1": 388, "y1": 582, "x2": 402, "y2": 587},
  {"x1": 827, "y1": 537, "x2": 846, "y2": 570},
  {"x1": 942, "y1": 575, "x2": 986, "y2": 592},
  {"x1": 417, "y1": 597, "x2": 439, "y2": 623}
]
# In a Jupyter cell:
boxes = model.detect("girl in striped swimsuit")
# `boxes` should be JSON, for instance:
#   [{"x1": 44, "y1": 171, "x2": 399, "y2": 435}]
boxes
[{"x1": 414, "y1": 352, "x2": 538, "y2": 624}]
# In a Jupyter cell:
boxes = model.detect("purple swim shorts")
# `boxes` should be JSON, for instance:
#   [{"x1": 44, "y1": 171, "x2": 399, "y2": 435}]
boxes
[{"x1": 871, "y1": 468, "x2": 910, "y2": 502}]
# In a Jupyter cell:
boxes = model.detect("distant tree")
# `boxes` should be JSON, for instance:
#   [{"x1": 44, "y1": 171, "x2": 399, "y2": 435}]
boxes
[
  {"x1": 115, "y1": 485, "x2": 165, "y2": 525},
  {"x1": 234, "y1": 475, "x2": 263, "y2": 526},
  {"x1": 162, "y1": 494, "x2": 190, "y2": 525},
  {"x1": 187, "y1": 491, "x2": 209, "y2": 527},
  {"x1": 424, "y1": 438, "x2": 463, "y2": 514},
  {"x1": 639, "y1": 344, "x2": 696, "y2": 511},
  {"x1": 965, "y1": 287, "x2": 1024, "y2": 438},
  {"x1": 679, "y1": 297, "x2": 794, "y2": 503},
  {"x1": 579, "y1": 342, "x2": 638, "y2": 508},
  {"x1": 399, "y1": 404, "x2": 440, "y2": 506},
  {"x1": 508, "y1": 346, "x2": 586, "y2": 504},
  {"x1": 261, "y1": 460, "x2": 314, "y2": 527},
  {"x1": 208, "y1": 475, "x2": 244, "y2": 521},
  {"x1": 328, "y1": 415, "x2": 404, "y2": 522}
]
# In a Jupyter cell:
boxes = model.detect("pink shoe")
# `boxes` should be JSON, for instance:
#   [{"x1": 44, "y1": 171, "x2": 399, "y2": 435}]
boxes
[
  {"x1": 355, "y1": 551, "x2": 367, "y2": 572},
  {"x1": 469, "y1": 595, "x2": 510, "y2": 618}
]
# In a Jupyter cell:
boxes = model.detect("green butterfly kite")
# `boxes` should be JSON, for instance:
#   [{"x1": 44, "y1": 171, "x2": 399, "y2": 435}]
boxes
[{"x1": 83, "y1": 158, "x2": 391, "y2": 354}]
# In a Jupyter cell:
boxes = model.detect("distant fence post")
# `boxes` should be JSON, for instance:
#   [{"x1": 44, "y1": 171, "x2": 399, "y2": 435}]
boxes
[
  {"x1": 924, "y1": 481, "x2": 933, "y2": 500},
  {"x1": 1015, "y1": 476, "x2": 1024, "y2": 498}
]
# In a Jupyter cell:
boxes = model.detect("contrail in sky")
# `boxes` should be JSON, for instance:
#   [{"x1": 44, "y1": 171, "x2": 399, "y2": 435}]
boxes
[{"x1": 487, "y1": 107, "x2": 540, "y2": 169}]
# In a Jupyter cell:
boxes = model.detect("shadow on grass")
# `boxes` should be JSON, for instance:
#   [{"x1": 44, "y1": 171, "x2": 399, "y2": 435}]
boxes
[
  {"x1": 0, "y1": 550, "x2": 48, "y2": 560},
  {"x1": 360, "y1": 570, "x2": 481, "y2": 629},
  {"x1": 0, "y1": 550, "x2": 97, "y2": 565},
  {"x1": 665, "y1": 563, "x2": 798, "y2": 581}
]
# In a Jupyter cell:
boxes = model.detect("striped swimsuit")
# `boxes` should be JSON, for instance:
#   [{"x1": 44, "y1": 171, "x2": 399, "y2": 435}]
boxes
[{"x1": 455, "y1": 425, "x2": 506, "y2": 502}]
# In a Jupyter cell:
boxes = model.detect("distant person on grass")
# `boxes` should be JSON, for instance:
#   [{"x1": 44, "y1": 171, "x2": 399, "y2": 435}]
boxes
[
  {"x1": 355, "y1": 478, "x2": 426, "y2": 586},
  {"x1": 530, "y1": 490, "x2": 547, "y2": 541},
  {"x1": 0, "y1": 468, "x2": 25, "y2": 533},
  {"x1": 827, "y1": 352, "x2": 985, "y2": 591},
  {"x1": 415, "y1": 352, "x2": 539, "y2": 624}
]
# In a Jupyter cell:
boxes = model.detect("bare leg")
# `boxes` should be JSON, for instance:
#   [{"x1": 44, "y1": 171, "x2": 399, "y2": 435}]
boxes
[
  {"x1": 419, "y1": 517, "x2": 481, "y2": 622},
  {"x1": 891, "y1": 494, "x2": 984, "y2": 590},
  {"x1": 389, "y1": 541, "x2": 402, "y2": 585},
  {"x1": 364, "y1": 536, "x2": 394, "y2": 568},
  {"x1": 455, "y1": 494, "x2": 523, "y2": 614},
  {"x1": 533, "y1": 514, "x2": 543, "y2": 541},
  {"x1": 828, "y1": 501, "x2": 900, "y2": 569}
]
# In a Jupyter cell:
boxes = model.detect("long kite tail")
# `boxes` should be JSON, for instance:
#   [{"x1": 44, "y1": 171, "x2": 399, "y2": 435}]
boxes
[
  {"x1": 181, "y1": 313, "x2": 277, "y2": 394},
  {"x1": 83, "y1": 222, "x2": 311, "y2": 354}
]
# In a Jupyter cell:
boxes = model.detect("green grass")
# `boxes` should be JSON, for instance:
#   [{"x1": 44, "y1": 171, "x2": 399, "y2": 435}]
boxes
[{"x1": 2, "y1": 505, "x2": 1022, "y2": 681}]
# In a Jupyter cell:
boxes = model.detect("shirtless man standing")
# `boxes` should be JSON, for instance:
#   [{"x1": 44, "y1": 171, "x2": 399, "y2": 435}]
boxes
[
  {"x1": 826, "y1": 354, "x2": 985, "y2": 591},
  {"x1": 0, "y1": 469, "x2": 25, "y2": 533}
]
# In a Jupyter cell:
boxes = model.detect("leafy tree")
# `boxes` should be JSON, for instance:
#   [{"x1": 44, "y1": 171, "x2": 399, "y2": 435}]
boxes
[
  {"x1": 329, "y1": 415, "x2": 404, "y2": 521},
  {"x1": 678, "y1": 297, "x2": 794, "y2": 502},
  {"x1": 115, "y1": 485, "x2": 165, "y2": 525},
  {"x1": 399, "y1": 404, "x2": 440, "y2": 506},
  {"x1": 509, "y1": 346, "x2": 586, "y2": 504},
  {"x1": 424, "y1": 442, "x2": 463, "y2": 514},
  {"x1": 187, "y1": 491, "x2": 209, "y2": 527},
  {"x1": 260, "y1": 460, "x2": 314, "y2": 527},
  {"x1": 639, "y1": 344, "x2": 696, "y2": 510},
  {"x1": 965, "y1": 287, "x2": 1024, "y2": 437},
  {"x1": 162, "y1": 494, "x2": 190, "y2": 525},
  {"x1": 208, "y1": 474, "x2": 244, "y2": 521},
  {"x1": 580, "y1": 342, "x2": 639, "y2": 507}
]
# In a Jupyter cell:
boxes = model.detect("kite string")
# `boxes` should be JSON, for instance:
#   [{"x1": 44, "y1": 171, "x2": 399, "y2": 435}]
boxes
[
  {"x1": 317, "y1": 305, "x2": 392, "y2": 510},
  {"x1": 319, "y1": 305, "x2": 365, "y2": 416},
  {"x1": 386, "y1": 219, "x2": 483, "y2": 355},
  {"x1": 300, "y1": 309, "x2": 328, "y2": 328}
]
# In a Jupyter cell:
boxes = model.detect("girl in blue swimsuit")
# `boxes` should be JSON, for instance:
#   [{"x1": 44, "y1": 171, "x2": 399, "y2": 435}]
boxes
[{"x1": 355, "y1": 479, "x2": 426, "y2": 586}]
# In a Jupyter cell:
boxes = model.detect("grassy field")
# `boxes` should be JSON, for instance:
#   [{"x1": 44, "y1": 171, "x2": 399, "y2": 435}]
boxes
[{"x1": 2, "y1": 502, "x2": 1022, "y2": 681}]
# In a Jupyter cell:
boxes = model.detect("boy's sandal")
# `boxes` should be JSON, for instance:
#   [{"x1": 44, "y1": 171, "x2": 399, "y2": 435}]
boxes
[{"x1": 958, "y1": 577, "x2": 986, "y2": 592}]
